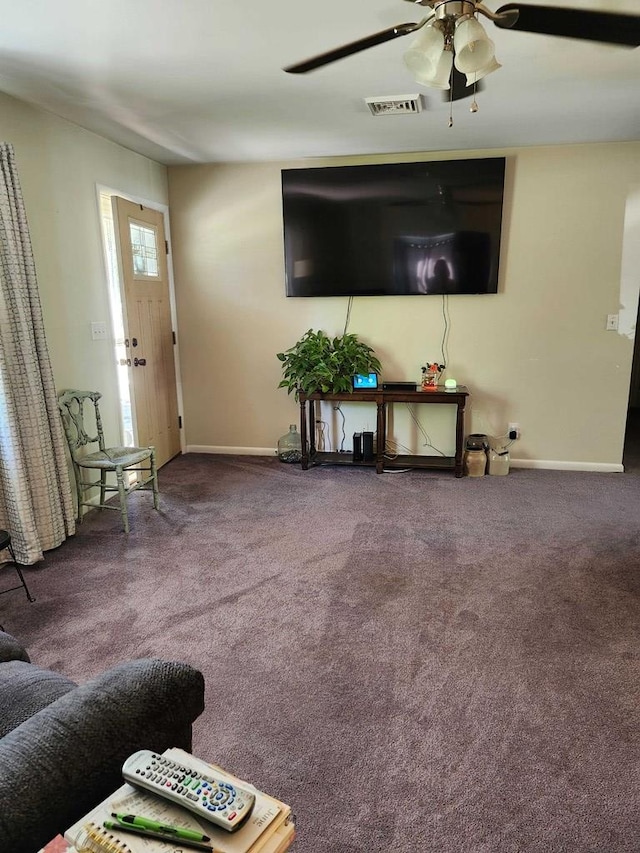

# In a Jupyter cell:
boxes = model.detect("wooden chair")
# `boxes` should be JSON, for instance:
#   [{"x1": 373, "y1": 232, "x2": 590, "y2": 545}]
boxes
[{"x1": 57, "y1": 390, "x2": 159, "y2": 533}]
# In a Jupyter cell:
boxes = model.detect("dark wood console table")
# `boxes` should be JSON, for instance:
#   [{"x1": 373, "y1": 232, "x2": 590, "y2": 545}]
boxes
[{"x1": 299, "y1": 386, "x2": 469, "y2": 477}]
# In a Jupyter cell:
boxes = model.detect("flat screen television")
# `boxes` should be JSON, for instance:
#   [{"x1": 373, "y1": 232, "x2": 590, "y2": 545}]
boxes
[{"x1": 281, "y1": 157, "x2": 506, "y2": 297}]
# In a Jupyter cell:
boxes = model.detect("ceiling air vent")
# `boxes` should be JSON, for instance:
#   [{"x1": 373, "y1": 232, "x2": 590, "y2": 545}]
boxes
[{"x1": 365, "y1": 94, "x2": 423, "y2": 116}]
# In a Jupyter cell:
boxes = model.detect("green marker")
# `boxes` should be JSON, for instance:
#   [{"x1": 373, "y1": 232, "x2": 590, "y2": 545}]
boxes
[{"x1": 106, "y1": 814, "x2": 213, "y2": 851}]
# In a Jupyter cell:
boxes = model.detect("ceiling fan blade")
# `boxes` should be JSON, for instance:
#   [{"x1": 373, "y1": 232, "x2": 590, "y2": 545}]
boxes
[
  {"x1": 284, "y1": 21, "x2": 422, "y2": 73},
  {"x1": 494, "y1": 4, "x2": 640, "y2": 47}
]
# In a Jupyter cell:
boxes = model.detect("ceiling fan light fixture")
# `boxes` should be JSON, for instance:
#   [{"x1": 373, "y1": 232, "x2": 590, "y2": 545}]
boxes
[
  {"x1": 415, "y1": 47, "x2": 453, "y2": 89},
  {"x1": 403, "y1": 22, "x2": 445, "y2": 79},
  {"x1": 453, "y1": 16, "x2": 495, "y2": 74},
  {"x1": 464, "y1": 55, "x2": 502, "y2": 86}
]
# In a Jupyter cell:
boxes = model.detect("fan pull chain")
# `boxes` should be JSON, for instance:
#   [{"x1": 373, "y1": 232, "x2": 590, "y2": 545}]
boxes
[
  {"x1": 470, "y1": 78, "x2": 479, "y2": 113},
  {"x1": 448, "y1": 67, "x2": 454, "y2": 127}
]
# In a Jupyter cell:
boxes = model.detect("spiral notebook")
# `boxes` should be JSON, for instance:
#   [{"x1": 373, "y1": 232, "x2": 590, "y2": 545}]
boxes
[
  {"x1": 69, "y1": 819, "x2": 294, "y2": 853},
  {"x1": 64, "y1": 749, "x2": 293, "y2": 853},
  {"x1": 69, "y1": 822, "x2": 133, "y2": 853}
]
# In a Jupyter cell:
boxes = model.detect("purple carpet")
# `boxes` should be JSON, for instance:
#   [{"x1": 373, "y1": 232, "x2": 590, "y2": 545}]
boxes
[{"x1": 3, "y1": 454, "x2": 640, "y2": 852}]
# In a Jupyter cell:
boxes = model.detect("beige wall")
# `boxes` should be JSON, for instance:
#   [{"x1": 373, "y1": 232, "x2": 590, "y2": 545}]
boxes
[
  {"x1": 0, "y1": 90, "x2": 168, "y2": 444},
  {"x1": 168, "y1": 143, "x2": 640, "y2": 469},
  {"x1": 0, "y1": 87, "x2": 637, "y2": 470}
]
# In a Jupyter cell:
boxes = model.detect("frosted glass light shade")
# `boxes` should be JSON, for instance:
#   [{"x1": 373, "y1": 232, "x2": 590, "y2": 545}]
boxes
[
  {"x1": 403, "y1": 24, "x2": 445, "y2": 80},
  {"x1": 465, "y1": 56, "x2": 502, "y2": 86},
  {"x1": 454, "y1": 17, "x2": 495, "y2": 74},
  {"x1": 415, "y1": 48, "x2": 453, "y2": 89}
]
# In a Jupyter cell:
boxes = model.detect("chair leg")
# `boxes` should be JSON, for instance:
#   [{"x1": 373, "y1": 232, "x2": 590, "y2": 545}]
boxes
[
  {"x1": 13, "y1": 562, "x2": 35, "y2": 602},
  {"x1": 73, "y1": 462, "x2": 84, "y2": 524},
  {"x1": 150, "y1": 449, "x2": 159, "y2": 510},
  {"x1": 5, "y1": 540, "x2": 35, "y2": 603},
  {"x1": 116, "y1": 465, "x2": 130, "y2": 533},
  {"x1": 100, "y1": 469, "x2": 107, "y2": 510}
]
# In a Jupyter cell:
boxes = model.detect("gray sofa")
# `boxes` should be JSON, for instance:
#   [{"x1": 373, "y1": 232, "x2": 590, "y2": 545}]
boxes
[{"x1": 0, "y1": 630, "x2": 205, "y2": 853}]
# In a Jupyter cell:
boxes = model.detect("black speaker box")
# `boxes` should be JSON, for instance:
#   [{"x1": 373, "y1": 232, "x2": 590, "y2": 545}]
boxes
[
  {"x1": 382, "y1": 381, "x2": 417, "y2": 391},
  {"x1": 362, "y1": 431, "x2": 374, "y2": 462},
  {"x1": 352, "y1": 432, "x2": 363, "y2": 462}
]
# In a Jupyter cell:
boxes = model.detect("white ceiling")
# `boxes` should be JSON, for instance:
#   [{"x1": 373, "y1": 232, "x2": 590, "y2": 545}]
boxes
[{"x1": 0, "y1": 0, "x2": 638, "y2": 165}]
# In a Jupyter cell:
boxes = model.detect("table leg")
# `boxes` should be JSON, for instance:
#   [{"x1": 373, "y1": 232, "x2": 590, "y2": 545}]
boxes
[
  {"x1": 300, "y1": 398, "x2": 309, "y2": 470},
  {"x1": 376, "y1": 399, "x2": 385, "y2": 474},
  {"x1": 309, "y1": 399, "x2": 316, "y2": 461},
  {"x1": 455, "y1": 398, "x2": 466, "y2": 477}
]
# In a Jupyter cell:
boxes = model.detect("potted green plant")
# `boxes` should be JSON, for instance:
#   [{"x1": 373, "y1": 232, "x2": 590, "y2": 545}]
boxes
[{"x1": 277, "y1": 329, "x2": 382, "y2": 400}]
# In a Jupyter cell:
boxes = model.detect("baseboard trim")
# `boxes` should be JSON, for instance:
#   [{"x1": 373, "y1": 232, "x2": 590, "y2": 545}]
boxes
[
  {"x1": 186, "y1": 445, "x2": 277, "y2": 457},
  {"x1": 510, "y1": 458, "x2": 624, "y2": 473}
]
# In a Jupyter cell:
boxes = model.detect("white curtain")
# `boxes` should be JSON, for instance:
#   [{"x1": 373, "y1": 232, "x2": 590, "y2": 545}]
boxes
[{"x1": 0, "y1": 142, "x2": 75, "y2": 564}]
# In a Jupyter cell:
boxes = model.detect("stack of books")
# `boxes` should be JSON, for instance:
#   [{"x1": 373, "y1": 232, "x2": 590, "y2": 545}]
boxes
[{"x1": 64, "y1": 749, "x2": 294, "y2": 853}]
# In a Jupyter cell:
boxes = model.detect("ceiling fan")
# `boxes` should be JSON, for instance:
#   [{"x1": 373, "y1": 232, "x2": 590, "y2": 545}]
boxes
[{"x1": 284, "y1": 3, "x2": 640, "y2": 112}]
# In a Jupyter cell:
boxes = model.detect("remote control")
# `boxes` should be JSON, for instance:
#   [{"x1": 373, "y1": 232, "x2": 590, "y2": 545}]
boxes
[{"x1": 122, "y1": 750, "x2": 256, "y2": 832}]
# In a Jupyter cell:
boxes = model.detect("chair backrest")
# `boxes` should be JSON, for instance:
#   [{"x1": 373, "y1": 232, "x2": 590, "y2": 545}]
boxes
[{"x1": 57, "y1": 390, "x2": 106, "y2": 461}]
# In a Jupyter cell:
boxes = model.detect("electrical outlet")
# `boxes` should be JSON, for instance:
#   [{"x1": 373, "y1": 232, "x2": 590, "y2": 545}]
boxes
[
  {"x1": 91, "y1": 321, "x2": 108, "y2": 341},
  {"x1": 508, "y1": 422, "x2": 519, "y2": 440}
]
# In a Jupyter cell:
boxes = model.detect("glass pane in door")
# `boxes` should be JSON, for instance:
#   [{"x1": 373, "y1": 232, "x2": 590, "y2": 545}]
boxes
[{"x1": 129, "y1": 221, "x2": 159, "y2": 277}]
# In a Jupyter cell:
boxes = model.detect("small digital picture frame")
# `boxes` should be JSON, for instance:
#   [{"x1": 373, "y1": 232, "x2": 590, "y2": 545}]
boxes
[{"x1": 353, "y1": 372, "x2": 378, "y2": 390}]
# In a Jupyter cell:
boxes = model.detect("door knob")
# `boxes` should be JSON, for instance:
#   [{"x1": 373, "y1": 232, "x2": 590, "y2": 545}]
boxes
[{"x1": 133, "y1": 357, "x2": 147, "y2": 367}]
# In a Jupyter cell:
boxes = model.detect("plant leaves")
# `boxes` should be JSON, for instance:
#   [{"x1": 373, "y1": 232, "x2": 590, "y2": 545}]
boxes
[{"x1": 277, "y1": 328, "x2": 382, "y2": 400}]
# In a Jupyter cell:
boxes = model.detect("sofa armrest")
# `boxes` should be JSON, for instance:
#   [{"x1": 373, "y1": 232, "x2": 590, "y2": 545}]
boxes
[
  {"x1": 0, "y1": 630, "x2": 30, "y2": 663},
  {"x1": 0, "y1": 658, "x2": 205, "y2": 853}
]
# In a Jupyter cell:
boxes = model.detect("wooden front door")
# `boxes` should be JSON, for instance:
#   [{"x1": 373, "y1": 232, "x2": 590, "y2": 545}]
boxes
[{"x1": 112, "y1": 196, "x2": 181, "y2": 468}]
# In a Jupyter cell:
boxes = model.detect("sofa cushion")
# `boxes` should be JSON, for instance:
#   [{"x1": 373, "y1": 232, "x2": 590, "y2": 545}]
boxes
[
  {"x1": 0, "y1": 661, "x2": 77, "y2": 737},
  {"x1": 0, "y1": 657, "x2": 204, "y2": 853},
  {"x1": 0, "y1": 631, "x2": 30, "y2": 664}
]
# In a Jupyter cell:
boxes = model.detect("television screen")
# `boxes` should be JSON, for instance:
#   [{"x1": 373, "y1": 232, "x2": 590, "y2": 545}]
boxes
[{"x1": 281, "y1": 157, "x2": 506, "y2": 297}]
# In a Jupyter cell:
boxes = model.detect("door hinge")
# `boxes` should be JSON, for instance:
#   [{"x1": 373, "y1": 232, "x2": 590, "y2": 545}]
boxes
[
  {"x1": 172, "y1": 330, "x2": 176, "y2": 345},
  {"x1": 178, "y1": 415, "x2": 182, "y2": 429},
  {"x1": 165, "y1": 240, "x2": 169, "y2": 254}
]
